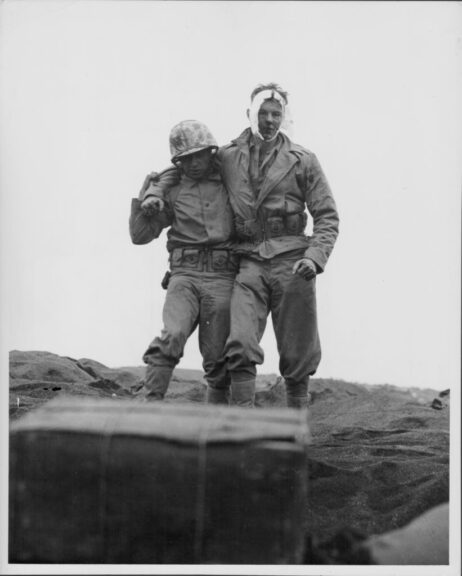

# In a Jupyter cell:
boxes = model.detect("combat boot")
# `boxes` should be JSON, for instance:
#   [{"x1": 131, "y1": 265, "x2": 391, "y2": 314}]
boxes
[
  {"x1": 286, "y1": 378, "x2": 310, "y2": 409},
  {"x1": 286, "y1": 394, "x2": 312, "y2": 409},
  {"x1": 143, "y1": 365, "x2": 173, "y2": 401},
  {"x1": 230, "y1": 377, "x2": 256, "y2": 408},
  {"x1": 206, "y1": 387, "x2": 230, "y2": 405}
]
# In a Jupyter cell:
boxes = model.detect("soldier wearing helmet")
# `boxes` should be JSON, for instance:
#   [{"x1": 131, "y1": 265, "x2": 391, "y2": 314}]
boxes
[
  {"x1": 129, "y1": 120, "x2": 237, "y2": 403},
  {"x1": 148, "y1": 83, "x2": 339, "y2": 410}
]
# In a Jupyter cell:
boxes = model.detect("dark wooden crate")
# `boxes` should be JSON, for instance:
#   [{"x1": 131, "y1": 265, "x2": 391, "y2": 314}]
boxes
[{"x1": 9, "y1": 398, "x2": 310, "y2": 564}]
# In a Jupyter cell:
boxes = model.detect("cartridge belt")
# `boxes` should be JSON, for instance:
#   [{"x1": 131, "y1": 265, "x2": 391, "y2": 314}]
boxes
[
  {"x1": 169, "y1": 247, "x2": 239, "y2": 273},
  {"x1": 235, "y1": 211, "x2": 307, "y2": 242}
]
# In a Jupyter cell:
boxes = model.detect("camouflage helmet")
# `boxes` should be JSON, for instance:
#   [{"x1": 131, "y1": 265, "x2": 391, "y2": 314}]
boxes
[{"x1": 169, "y1": 120, "x2": 218, "y2": 163}]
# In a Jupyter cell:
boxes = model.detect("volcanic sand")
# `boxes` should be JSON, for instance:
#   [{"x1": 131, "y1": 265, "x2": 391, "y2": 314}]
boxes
[{"x1": 9, "y1": 350, "x2": 449, "y2": 564}]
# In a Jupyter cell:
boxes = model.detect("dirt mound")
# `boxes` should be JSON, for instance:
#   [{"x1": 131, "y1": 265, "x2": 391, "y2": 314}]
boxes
[
  {"x1": 10, "y1": 350, "x2": 95, "y2": 384},
  {"x1": 8, "y1": 350, "x2": 449, "y2": 564}
]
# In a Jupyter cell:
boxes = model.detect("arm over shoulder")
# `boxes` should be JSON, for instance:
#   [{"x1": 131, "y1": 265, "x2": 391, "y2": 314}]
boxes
[{"x1": 140, "y1": 166, "x2": 180, "y2": 202}]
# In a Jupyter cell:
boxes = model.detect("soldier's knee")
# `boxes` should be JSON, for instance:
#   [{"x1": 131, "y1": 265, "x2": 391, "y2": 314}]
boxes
[
  {"x1": 225, "y1": 338, "x2": 263, "y2": 371},
  {"x1": 163, "y1": 330, "x2": 188, "y2": 359}
]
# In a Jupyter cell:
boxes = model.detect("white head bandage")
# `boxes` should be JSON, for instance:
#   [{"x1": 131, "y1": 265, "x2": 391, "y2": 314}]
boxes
[{"x1": 248, "y1": 88, "x2": 294, "y2": 140}]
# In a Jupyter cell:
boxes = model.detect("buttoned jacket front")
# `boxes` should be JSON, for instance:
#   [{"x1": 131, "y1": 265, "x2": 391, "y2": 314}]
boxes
[{"x1": 130, "y1": 171, "x2": 235, "y2": 252}]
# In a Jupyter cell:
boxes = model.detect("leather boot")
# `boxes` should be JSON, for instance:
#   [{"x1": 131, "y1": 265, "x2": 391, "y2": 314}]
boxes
[
  {"x1": 286, "y1": 379, "x2": 310, "y2": 409},
  {"x1": 206, "y1": 387, "x2": 230, "y2": 405},
  {"x1": 230, "y1": 378, "x2": 256, "y2": 408},
  {"x1": 286, "y1": 394, "x2": 311, "y2": 409},
  {"x1": 143, "y1": 365, "x2": 173, "y2": 401}
]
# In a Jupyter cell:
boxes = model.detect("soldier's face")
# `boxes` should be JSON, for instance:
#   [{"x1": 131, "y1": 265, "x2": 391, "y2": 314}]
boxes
[
  {"x1": 258, "y1": 100, "x2": 283, "y2": 140},
  {"x1": 180, "y1": 149, "x2": 214, "y2": 180}
]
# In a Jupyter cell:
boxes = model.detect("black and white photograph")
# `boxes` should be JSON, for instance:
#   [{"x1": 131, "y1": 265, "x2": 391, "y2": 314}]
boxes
[{"x1": 1, "y1": 1, "x2": 461, "y2": 574}]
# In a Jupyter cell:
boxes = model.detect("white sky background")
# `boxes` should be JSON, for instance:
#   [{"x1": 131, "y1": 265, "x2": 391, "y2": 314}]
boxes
[{"x1": 1, "y1": 0, "x2": 461, "y2": 391}]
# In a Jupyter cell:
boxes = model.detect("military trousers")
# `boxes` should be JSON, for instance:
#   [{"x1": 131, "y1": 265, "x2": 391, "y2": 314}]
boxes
[
  {"x1": 143, "y1": 268, "x2": 235, "y2": 394},
  {"x1": 224, "y1": 251, "x2": 321, "y2": 388}
]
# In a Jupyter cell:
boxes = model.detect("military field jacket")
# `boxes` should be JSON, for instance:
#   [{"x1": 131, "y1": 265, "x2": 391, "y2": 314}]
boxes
[{"x1": 218, "y1": 128, "x2": 339, "y2": 272}]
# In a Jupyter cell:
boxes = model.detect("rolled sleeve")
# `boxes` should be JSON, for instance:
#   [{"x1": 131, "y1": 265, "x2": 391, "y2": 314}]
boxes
[{"x1": 129, "y1": 198, "x2": 171, "y2": 245}]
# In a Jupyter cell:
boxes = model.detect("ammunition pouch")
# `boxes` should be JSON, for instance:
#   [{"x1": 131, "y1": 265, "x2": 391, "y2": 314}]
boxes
[
  {"x1": 169, "y1": 247, "x2": 239, "y2": 273},
  {"x1": 234, "y1": 218, "x2": 261, "y2": 241},
  {"x1": 235, "y1": 211, "x2": 307, "y2": 242}
]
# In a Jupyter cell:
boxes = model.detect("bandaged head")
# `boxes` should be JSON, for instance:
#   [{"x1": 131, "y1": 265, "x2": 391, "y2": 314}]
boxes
[{"x1": 248, "y1": 84, "x2": 293, "y2": 141}]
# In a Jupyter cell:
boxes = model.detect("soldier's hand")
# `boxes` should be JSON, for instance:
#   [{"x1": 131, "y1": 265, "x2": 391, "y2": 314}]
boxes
[
  {"x1": 292, "y1": 258, "x2": 317, "y2": 281},
  {"x1": 141, "y1": 196, "x2": 164, "y2": 216}
]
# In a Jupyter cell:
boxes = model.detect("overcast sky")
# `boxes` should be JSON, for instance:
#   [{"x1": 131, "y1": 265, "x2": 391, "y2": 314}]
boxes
[{"x1": 1, "y1": 1, "x2": 461, "y2": 392}]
